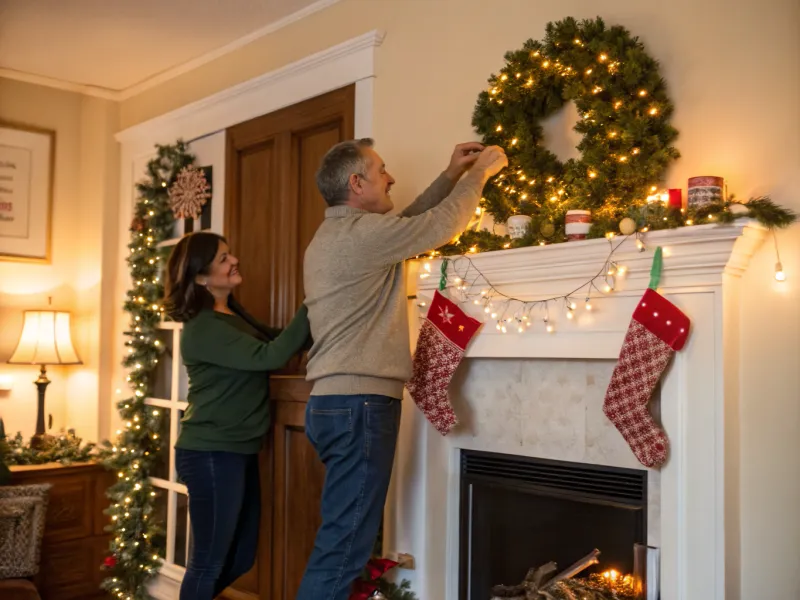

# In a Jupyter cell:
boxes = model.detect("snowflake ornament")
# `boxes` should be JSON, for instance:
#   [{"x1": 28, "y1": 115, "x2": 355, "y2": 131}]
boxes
[{"x1": 169, "y1": 166, "x2": 211, "y2": 220}]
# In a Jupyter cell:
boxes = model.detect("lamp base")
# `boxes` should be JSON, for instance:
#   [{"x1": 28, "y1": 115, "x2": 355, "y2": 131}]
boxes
[{"x1": 33, "y1": 365, "x2": 50, "y2": 438}]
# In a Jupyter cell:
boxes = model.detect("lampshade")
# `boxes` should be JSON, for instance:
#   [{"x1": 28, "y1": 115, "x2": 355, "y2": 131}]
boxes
[{"x1": 8, "y1": 310, "x2": 82, "y2": 366}]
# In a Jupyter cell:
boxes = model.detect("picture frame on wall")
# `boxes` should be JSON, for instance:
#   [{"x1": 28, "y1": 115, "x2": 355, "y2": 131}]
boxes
[{"x1": 0, "y1": 121, "x2": 55, "y2": 263}]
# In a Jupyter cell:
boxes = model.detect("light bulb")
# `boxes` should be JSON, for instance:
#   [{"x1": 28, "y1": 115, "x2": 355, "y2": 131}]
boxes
[
  {"x1": 585, "y1": 298, "x2": 593, "y2": 311},
  {"x1": 546, "y1": 324, "x2": 554, "y2": 333},
  {"x1": 566, "y1": 311, "x2": 574, "y2": 320},
  {"x1": 775, "y1": 262, "x2": 786, "y2": 281}
]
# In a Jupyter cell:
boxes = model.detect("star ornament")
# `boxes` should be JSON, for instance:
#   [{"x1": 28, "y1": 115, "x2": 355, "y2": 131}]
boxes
[{"x1": 438, "y1": 306, "x2": 454, "y2": 324}]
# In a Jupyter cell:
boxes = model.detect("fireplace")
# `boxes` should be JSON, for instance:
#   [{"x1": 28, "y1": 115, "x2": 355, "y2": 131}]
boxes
[
  {"x1": 398, "y1": 223, "x2": 767, "y2": 599},
  {"x1": 459, "y1": 450, "x2": 648, "y2": 600}
]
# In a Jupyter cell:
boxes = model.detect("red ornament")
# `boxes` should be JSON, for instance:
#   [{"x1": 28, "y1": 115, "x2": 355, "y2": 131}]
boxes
[
  {"x1": 103, "y1": 555, "x2": 117, "y2": 568},
  {"x1": 130, "y1": 216, "x2": 145, "y2": 232},
  {"x1": 668, "y1": 188, "x2": 683, "y2": 209}
]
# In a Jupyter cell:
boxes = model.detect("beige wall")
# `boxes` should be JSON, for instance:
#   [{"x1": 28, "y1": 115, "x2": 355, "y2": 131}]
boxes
[
  {"x1": 0, "y1": 0, "x2": 791, "y2": 594},
  {"x1": 0, "y1": 77, "x2": 119, "y2": 442},
  {"x1": 119, "y1": 2, "x2": 799, "y2": 595}
]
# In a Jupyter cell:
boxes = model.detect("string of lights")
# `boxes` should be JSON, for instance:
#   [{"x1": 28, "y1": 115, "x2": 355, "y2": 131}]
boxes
[{"x1": 418, "y1": 232, "x2": 645, "y2": 334}]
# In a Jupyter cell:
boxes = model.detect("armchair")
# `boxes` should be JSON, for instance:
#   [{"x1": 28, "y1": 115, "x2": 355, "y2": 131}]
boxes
[{"x1": 0, "y1": 484, "x2": 50, "y2": 600}]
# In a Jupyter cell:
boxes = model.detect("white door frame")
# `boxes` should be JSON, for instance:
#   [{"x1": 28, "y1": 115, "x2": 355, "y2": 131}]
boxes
[{"x1": 111, "y1": 31, "x2": 383, "y2": 596}]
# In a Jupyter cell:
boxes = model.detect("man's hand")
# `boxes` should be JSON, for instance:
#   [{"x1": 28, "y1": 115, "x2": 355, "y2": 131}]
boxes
[
  {"x1": 473, "y1": 145, "x2": 508, "y2": 178},
  {"x1": 444, "y1": 142, "x2": 485, "y2": 181}
]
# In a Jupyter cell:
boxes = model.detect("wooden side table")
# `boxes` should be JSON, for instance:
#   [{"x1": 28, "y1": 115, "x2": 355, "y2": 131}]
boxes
[{"x1": 10, "y1": 462, "x2": 113, "y2": 600}]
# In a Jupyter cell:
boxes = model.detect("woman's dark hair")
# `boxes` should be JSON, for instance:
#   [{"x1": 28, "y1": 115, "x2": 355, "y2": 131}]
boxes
[{"x1": 164, "y1": 232, "x2": 226, "y2": 322}]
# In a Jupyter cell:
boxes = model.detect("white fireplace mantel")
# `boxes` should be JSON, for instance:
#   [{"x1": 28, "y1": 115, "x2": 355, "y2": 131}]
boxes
[{"x1": 398, "y1": 221, "x2": 766, "y2": 600}]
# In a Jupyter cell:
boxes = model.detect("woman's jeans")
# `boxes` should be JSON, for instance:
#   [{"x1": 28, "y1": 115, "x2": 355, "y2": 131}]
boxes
[{"x1": 175, "y1": 448, "x2": 260, "y2": 600}]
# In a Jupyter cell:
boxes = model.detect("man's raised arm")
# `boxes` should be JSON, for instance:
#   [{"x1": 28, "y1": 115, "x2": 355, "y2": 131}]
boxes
[{"x1": 399, "y1": 142, "x2": 484, "y2": 217}]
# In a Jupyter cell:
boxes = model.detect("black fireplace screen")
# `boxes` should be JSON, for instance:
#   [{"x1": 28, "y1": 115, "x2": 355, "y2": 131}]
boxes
[{"x1": 459, "y1": 450, "x2": 647, "y2": 600}]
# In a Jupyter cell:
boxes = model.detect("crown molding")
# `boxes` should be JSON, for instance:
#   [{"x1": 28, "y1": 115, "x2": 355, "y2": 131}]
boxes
[{"x1": 115, "y1": 29, "x2": 384, "y2": 147}]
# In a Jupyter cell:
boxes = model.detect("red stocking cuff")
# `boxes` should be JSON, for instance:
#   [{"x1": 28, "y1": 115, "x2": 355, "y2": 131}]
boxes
[
  {"x1": 633, "y1": 288, "x2": 690, "y2": 351},
  {"x1": 426, "y1": 291, "x2": 483, "y2": 349}
]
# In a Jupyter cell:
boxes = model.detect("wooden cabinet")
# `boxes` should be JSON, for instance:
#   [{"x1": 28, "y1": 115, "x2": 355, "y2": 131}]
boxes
[{"x1": 9, "y1": 462, "x2": 113, "y2": 600}]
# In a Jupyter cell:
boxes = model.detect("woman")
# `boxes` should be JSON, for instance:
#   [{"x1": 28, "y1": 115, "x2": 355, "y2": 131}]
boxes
[{"x1": 164, "y1": 231, "x2": 309, "y2": 600}]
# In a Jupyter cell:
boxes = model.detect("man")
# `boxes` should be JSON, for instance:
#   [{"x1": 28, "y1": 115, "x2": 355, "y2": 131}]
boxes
[{"x1": 298, "y1": 139, "x2": 507, "y2": 600}]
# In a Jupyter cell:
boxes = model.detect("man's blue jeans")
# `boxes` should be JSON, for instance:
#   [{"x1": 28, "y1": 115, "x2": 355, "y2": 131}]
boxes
[{"x1": 296, "y1": 394, "x2": 402, "y2": 600}]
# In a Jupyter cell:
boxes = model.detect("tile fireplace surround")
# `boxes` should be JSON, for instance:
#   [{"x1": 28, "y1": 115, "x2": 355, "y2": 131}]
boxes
[{"x1": 394, "y1": 221, "x2": 768, "y2": 600}]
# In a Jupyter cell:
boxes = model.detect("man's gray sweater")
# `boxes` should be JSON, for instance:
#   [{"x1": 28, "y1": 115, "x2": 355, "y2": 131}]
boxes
[{"x1": 303, "y1": 169, "x2": 487, "y2": 399}]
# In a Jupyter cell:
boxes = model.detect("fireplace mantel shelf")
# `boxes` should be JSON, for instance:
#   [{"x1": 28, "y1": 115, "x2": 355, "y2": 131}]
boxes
[
  {"x1": 409, "y1": 221, "x2": 766, "y2": 361},
  {"x1": 401, "y1": 219, "x2": 768, "y2": 600},
  {"x1": 414, "y1": 220, "x2": 765, "y2": 295}
]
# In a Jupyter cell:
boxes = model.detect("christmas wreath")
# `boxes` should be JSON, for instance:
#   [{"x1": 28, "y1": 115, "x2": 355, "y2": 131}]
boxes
[
  {"x1": 435, "y1": 16, "x2": 795, "y2": 255},
  {"x1": 473, "y1": 16, "x2": 679, "y2": 229}
]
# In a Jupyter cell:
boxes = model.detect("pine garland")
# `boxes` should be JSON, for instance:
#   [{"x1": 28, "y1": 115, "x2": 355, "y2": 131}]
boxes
[
  {"x1": 437, "y1": 195, "x2": 797, "y2": 256},
  {"x1": 2, "y1": 429, "x2": 95, "y2": 465},
  {"x1": 98, "y1": 141, "x2": 196, "y2": 600}
]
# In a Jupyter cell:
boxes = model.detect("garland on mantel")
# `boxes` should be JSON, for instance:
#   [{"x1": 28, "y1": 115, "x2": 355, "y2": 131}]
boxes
[{"x1": 438, "y1": 196, "x2": 796, "y2": 256}]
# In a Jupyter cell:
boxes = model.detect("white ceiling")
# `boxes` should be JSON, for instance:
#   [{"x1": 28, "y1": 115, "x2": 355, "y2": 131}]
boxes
[{"x1": 0, "y1": 0, "x2": 326, "y2": 95}]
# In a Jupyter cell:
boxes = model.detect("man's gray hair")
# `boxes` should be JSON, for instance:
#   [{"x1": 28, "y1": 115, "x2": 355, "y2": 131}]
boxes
[{"x1": 316, "y1": 138, "x2": 374, "y2": 206}]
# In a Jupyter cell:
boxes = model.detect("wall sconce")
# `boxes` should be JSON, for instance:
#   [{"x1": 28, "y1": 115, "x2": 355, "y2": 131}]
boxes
[{"x1": 7, "y1": 310, "x2": 81, "y2": 446}]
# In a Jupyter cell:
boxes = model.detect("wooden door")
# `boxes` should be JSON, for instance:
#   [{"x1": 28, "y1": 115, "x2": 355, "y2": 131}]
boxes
[
  {"x1": 221, "y1": 85, "x2": 354, "y2": 599},
  {"x1": 225, "y1": 84, "x2": 355, "y2": 330}
]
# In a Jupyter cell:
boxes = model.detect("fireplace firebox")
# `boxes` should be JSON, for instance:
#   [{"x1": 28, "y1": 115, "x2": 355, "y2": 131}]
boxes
[{"x1": 459, "y1": 450, "x2": 648, "y2": 600}]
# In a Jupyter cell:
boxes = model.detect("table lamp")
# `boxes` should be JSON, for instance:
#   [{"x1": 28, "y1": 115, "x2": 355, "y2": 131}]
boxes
[{"x1": 7, "y1": 310, "x2": 81, "y2": 445}]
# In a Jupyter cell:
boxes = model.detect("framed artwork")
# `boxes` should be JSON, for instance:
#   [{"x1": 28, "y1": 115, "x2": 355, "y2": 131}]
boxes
[{"x1": 0, "y1": 121, "x2": 54, "y2": 263}]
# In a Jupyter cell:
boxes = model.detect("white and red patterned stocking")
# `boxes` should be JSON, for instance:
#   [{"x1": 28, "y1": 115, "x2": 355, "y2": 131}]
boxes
[
  {"x1": 406, "y1": 291, "x2": 482, "y2": 435},
  {"x1": 603, "y1": 248, "x2": 690, "y2": 468}
]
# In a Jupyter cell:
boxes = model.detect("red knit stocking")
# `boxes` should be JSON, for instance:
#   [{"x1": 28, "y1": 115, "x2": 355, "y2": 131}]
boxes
[
  {"x1": 603, "y1": 248, "x2": 690, "y2": 468},
  {"x1": 406, "y1": 291, "x2": 482, "y2": 435}
]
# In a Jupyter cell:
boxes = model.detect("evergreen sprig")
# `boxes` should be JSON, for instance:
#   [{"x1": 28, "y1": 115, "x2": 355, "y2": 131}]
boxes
[{"x1": 98, "y1": 140, "x2": 195, "y2": 600}]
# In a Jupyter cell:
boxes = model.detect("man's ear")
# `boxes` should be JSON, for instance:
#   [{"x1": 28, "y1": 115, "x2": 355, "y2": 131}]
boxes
[{"x1": 348, "y1": 173, "x2": 362, "y2": 196}]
